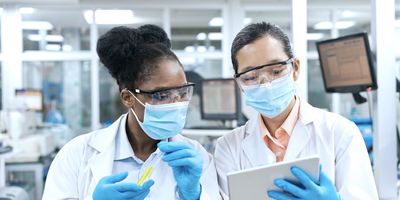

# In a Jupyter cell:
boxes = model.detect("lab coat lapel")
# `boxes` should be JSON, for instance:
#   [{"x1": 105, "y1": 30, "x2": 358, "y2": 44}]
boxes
[
  {"x1": 283, "y1": 99, "x2": 314, "y2": 161},
  {"x1": 283, "y1": 121, "x2": 310, "y2": 161},
  {"x1": 242, "y1": 117, "x2": 275, "y2": 167},
  {"x1": 88, "y1": 147, "x2": 115, "y2": 183},
  {"x1": 88, "y1": 114, "x2": 125, "y2": 183}
]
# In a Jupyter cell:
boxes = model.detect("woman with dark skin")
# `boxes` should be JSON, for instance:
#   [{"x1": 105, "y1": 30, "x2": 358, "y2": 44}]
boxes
[{"x1": 43, "y1": 25, "x2": 221, "y2": 200}]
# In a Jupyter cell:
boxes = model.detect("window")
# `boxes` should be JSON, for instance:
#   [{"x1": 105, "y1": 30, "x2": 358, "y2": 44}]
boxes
[
  {"x1": 21, "y1": 8, "x2": 90, "y2": 52},
  {"x1": 171, "y1": 9, "x2": 222, "y2": 52},
  {"x1": 23, "y1": 61, "x2": 91, "y2": 132}
]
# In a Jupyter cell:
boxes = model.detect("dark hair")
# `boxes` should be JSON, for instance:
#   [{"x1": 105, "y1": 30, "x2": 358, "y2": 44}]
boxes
[
  {"x1": 97, "y1": 24, "x2": 180, "y2": 91},
  {"x1": 231, "y1": 22, "x2": 294, "y2": 74}
]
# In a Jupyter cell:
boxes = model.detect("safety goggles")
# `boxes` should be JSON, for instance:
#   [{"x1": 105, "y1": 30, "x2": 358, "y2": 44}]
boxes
[
  {"x1": 234, "y1": 58, "x2": 294, "y2": 88},
  {"x1": 132, "y1": 82, "x2": 195, "y2": 105}
]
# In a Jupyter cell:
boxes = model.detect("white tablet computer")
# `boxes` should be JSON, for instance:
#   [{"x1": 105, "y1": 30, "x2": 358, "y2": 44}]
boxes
[{"x1": 227, "y1": 155, "x2": 320, "y2": 200}]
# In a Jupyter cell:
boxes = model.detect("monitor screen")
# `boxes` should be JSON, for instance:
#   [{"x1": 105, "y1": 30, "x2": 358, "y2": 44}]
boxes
[
  {"x1": 15, "y1": 89, "x2": 43, "y2": 111},
  {"x1": 200, "y1": 79, "x2": 240, "y2": 120},
  {"x1": 316, "y1": 33, "x2": 377, "y2": 93}
]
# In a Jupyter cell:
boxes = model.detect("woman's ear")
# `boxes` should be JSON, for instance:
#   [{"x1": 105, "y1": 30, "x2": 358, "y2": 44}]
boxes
[
  {"x1": 292, "y1": 58, "x2": 301, "y2": 81},
  {"x1": 120, "y1": 89, "x2": 135, "y2": 108}
]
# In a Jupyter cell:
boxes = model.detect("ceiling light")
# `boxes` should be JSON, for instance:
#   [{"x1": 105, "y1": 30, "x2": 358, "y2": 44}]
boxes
[
  {"x1": 84, "y1": 10, "x2": 137, "y2": 25},
  {"x1": 209, "y1": 17, "x2": 253, "y2": 27},
  {"x1": 244, "y1": 18, "x2": 252, "y2": 25},
  {"x1": 27, "y1": 34, "x2": 64, "y2": 42},
  {"x1": 22, "y1": 21, "x2": 53, "y2": 30},
  {"x1": 196, "y1": 32, "x2": 207, "y2": 40},
  {"x1": 184, "y1": 46, "x2": 195, "y2": 53},
  {"x1": 197, "y1": 46, "x2": 207, "y2": 53},
  {"x1": 45, "y1": 44, "x2": 61, "y2": 51},
  {"x1": 341, "y1": 10, "x2": 356, "y2": 18},
  {"x1": 307, "y1": 33, "x2": 324, "y2": 40},
  {"x1": 208, "y1": 32, "x2": 223, "y2": 40},
  {"x1": 20, "y1": 7, "x2": 35, "y2": 14},
  {"x1": 180, "y1": 57, "x2": 196, "y2": 65},
  {"x1": 62, "y1": 45, "x2": 73, "y2": 52},
  {"x1": 209, "y1": 17, "x2": 223, "y2": 27},
  {"x1": 314, "y1": 21, "x2": 355, "y2": 30}
]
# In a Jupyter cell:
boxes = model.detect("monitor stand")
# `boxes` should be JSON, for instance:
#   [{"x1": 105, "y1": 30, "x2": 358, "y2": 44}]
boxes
[{"x1": 352, "y1": 92, "x2": 367, "y2": 104}]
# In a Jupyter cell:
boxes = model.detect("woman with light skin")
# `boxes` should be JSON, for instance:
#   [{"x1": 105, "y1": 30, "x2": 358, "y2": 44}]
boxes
[{"x1": 214, "y1": 22, "x2": 378, "y2": 200}]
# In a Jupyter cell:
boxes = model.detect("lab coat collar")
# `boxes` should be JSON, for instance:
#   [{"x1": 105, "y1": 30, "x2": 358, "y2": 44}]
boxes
[
  {"x1": 114, "y1": 114, "x2": 135, "y2": 161},
  {"x1": 297, "y1": 97, "x2": 314, "y2": 125},
  {"x1": 282, "y1": 98, "x2": 314, "y2": 161},
  {"x1": 87, "y1": 114, "x2": 126, "y2": 183},
  {"x1": 283, "y1": 119, "x2": 310, "y2": 161},
  {"x1": 87, "y1": 114, "x2": 125, "y2": 153},
  {"x1": 242, "y1": 117, "x2": 275, "y2": 166},
  {"x1": 242, "y1": 97, "x2": 314, "y2": 164}
]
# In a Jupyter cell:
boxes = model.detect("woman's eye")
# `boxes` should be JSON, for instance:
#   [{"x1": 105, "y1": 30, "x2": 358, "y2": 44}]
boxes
[
  {"x1": 242, "y1": 75, "x2": 257, "y2": 82},
  {"x1": 272, "y1": 70, "x2": 283, "y2": 75},
  {"x1": 153, "y1": 92, "x2": 169, "y2": 101},
  {"x1": 180, "y1": 93, "x2": 187, "y2": 99},
  {"x1": 159, "y1": 94, "x2": 169, "y2": 100}
]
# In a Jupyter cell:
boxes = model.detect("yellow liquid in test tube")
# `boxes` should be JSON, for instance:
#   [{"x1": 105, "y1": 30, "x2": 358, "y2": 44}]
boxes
[
  {"x1": 137, "y1": 167, "x2": 153, "y2": 186},
  {"x1": 137, "y1": 153, "x2": 163, "y2": 186}
]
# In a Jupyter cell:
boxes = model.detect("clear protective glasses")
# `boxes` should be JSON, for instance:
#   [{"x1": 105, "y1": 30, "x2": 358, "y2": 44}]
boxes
[
  {"x1": 234, "y1": 58, "x2": 294, "y2": 88},
  {"x1": 131, "y1": 82, "x2": 195, "y2": 105}
]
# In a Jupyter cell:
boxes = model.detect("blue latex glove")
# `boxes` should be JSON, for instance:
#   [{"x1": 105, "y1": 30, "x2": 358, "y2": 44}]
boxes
[
  {"x1": 268, "y1": 165, "x2": 340, "y2": 200},
  {"x1": 93, "y1": 172, "x2": 154, "y2": 200},
  {"x1": 158, "y1": 141, "x2": 203, "y2": 200}
]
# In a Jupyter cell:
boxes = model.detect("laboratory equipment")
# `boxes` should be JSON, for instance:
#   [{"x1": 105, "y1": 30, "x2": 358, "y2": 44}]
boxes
[
  {"x1": 0, "y1": 110, "x2": 38, "y2": 140},
  {"x1": 0, "y1": 186, "x2": 29, "y2": 200},
  {"x1": 200, "y1": 78, "x2": 241, "y2": 121},
  {"x1": 1, "y1": 119, "x2": 57, "y2": 200},
  {"x1": 316, "y1": 32, "x2": 377, "y2": 93},
  {"x1": 14, "y1": 89, "x2": 43, "y2": 112},
  {"x1": 5, "y1": 131, "x2": 56, "y2": 200},
  {"x1": 7, "y1": 132, "x2": 55, "y2": 163},
  {"x1": 137, "y1": 153, "x2": 163, "y2": 186},
  {"x1": 137, "y1": 167, "x2": 153, "y2": 186}
]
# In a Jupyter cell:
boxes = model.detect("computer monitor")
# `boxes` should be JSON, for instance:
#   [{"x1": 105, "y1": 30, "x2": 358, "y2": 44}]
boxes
[
  {"x1": 200, "y1": 78, "x2": 241, "y2": 120},
  {"x1": 15, "y1": 89, "x2": 43, "y2": 111},
  {"x1": 316, "y1": 32, "x2": 377, "y2": 93}
]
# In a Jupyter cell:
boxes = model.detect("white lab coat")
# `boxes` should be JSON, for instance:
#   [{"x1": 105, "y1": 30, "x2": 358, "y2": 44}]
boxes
[
  {"x1": 214, "y1": 99, "x2": 378, "y2": 200},
  {"x1": 43, "y1": 114, "x2": 221, "y2": 200}
]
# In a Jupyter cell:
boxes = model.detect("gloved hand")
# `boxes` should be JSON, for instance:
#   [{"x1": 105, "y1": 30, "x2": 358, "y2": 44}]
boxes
[
  {"x1": 268, "y1": 165, "x2": 340, "y2": 200},
  {"x1": 93, "y1": 172, "x2": 154, "y2": 200},
  {"x1": 158, "y1": 141, "x2": 203, "y2": 200}
]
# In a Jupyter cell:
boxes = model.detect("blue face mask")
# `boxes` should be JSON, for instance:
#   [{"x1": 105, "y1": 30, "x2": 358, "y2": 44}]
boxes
[
  {"x1": 242, "y1": 75, "x2": 295, "y2": 118},
  {"x1": 129, "y1": 92, "x2": 189, "y2": 140}
]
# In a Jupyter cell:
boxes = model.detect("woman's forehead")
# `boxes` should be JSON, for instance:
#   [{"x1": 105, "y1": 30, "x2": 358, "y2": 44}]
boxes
[
  {"x1": 137, "y1": 59, "x2": 186, "y2": 91},
  {"x1": 236, "y1": 36, "x2": 288, "y2": 71}
]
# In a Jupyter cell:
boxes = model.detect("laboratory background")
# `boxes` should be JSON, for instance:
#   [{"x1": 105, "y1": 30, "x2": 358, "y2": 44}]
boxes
[{"x1": 0, "y1": 0, "x2": 399, "y2": 199}]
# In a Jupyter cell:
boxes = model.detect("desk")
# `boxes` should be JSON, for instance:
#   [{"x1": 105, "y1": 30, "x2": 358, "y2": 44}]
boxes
[
  {"x1": 0, "y1": 149, "x2": 18, "y2": 187},
  {"x1": 6, "y1": 162, "x2": 44, "y2": 200}
]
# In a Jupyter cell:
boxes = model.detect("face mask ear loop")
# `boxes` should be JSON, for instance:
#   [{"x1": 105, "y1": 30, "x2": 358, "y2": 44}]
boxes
[
  {"x1": 130, "y1": 107, "x2": 144, "y2": 125},
  {"x1": 124, "y1": 89, "x2": 146, "y2": 124},
  {"x1": 126, "y1": 89, "x2": 145, "y2": 107}
]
